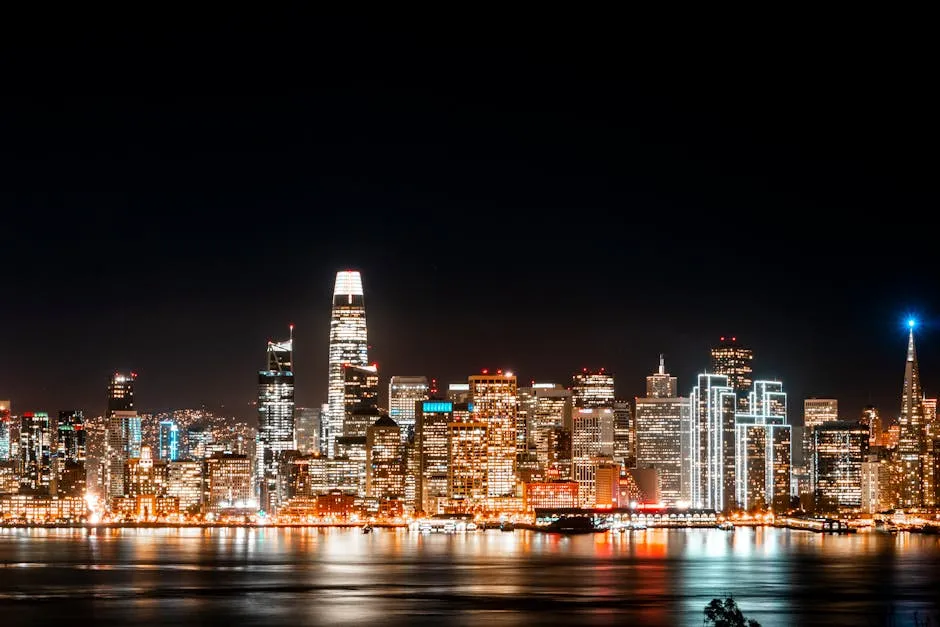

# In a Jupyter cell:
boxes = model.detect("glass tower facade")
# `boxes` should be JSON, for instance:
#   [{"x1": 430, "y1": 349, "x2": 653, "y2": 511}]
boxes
[
  {"x1": 257, "y1": 332, "x2": 295, "y2": 512},
  {"x1": 572, "y1": 369, "x2": 615, "y2": 408},
  {"x1": 733, "y1": 381, "x2": 792, "y2": 512},
  {"x1": 688, "y1": 374, "x2": 737, "y2": 511},
  {"x1": 327, "y1": 270, "x2": 368, "y2": 458},
  {"x1": 469, "y1": 372, "x2": 518, "y2": 498},
  {"x1": 389, "y1": 376, "x2": 429, "y2": 440},
  {"x1": 710, "y1": 337, "x2": 753, "y2": 410},
  {"x1": 635, "y1": 358, "x2": 689, "y2": 507},
  {"x1": 158, "y1": 420, "x2": 180, "y2": 461}
]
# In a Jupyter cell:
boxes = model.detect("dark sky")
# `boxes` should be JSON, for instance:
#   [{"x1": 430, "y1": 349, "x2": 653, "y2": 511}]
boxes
[{"x1": 1, "y1": 13, "x2": 936, "y2": 423}]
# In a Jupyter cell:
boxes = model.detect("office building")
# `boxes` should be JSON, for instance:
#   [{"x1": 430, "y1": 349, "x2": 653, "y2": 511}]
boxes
[
  {"x1": 257, "y1": 330, "x2": 295, "y2": 512},
  {"x1": 733, "y1": 381, "x2": 792, "y2": 512},
  {"x1": 366, "y1": 415, "x2": 404, "y2": 501},
  {"x1": 166, "y1": 460, "x2": 203, "y2": 514},
  {"x1": 105, "y1": 372, "x2": 141, "y2": 499},
  {"x1": 294, "y1": 406, "x2": 322, "y2": 455},
  {"x1": 613, "y1": 399, "x2": 635, "y2": 469},
  {"x1": 897, "y1": 321, "x2": 928, "y2": 508},
  {"x1": 518, "y1": 383, "x2": 571, "y2": 471},
  {"x1": 206, "y1": 452, "x2": 253, "y2": 513},
  {"x1": 416, "y1": 400, "x2": 466, "y2": 514},
  {"x1": 469, "y1": 371, "x2": 517, "y2": 498},
  {"x1": 571, "y1": 407, "x2": 615, "y2": 508},
  {"x1": 572, "y1": 368, "x2": 615, "y2": 408},
  {"x1": 803, "y1": 398, "x2": 839, "y2": 493},
  {"x1": 158, "y1": 420, "x2": 179, "y2": 461},
  {"x1": 327, "y1": 270, "x2": 369, "y2": 458},
  {"x1": 635, "y1": 358, "x2": 689, "y2": 506},
  {"x1": 19, "y1": 412, "x2": 53, "y2": 494},
  {"x1": 688, "y1": 374, "x2": 736, "y2": 511},
  {"x1": 447, "y1": 383, "x2": 470, "y2": 403},
  {"x1": 711, "y1": 337, "x2": 753, "y2": 410},
  {"x1": 814, "y1": 421, "x2": 869, "y2": 514},
  {"x1": 862, "y1": 405, "x2": 882, "y2": 447},
  {"x1": 389, "y1": 376, "x2": 429, "y2": 440}
]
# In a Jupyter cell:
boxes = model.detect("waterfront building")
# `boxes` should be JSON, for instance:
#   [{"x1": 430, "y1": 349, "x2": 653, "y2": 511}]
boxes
[
  {"x1": 595, "y1": 461, "x2": 622, "y2": 508},
  {"x1": 389, "y1": 376, "x2": 429, "y2": 440},
  {"x1": 205, "y1": 452, "x2": 253, "y2": 513},
  {"x1": 860, "y1": 452, "x2": 890, "y2": 514},
  {"x1": 326, "y1": 270, "x2": 369, "y2": 458},
  {"x1": 635, "y1": 357, "x2": 689, "y2": 506},
  {"x1": 523, "y1": 480, "x2": 579, "y2": 511},
  {"x1": 710, "y1": 337, "x2": 753, "y2": 411},
  {"x1": 571, "y1": 407, "x2": 615, "y2": 508},
  {"x1": 257, "y1": 330, "x2": 295, "y2": 512},
  {"x1": 53, "y1": 410, "x2": 86, "y2": 497},
  {"x1": 448, "y1": 420, "x2": 488, "y2": 510},
  {"x1": 688, "y1": 374, "x2": 736, "y2": 511},
  {"x1": 613, "y1": 399, "x2": 635, "y2": 469},
  {"x1": 166, "y1": 460, "x2": 203, "y2": 514},
  {"x1": 469, "y1": 371, "x2": 517, "y2": 498},
  {"x1": 366, "y1": 415, "x2": 404, "y2": 501},
  {"x1": 803, "y1": 398, "x2": 839, "y2": 494},
  {"x1": 416, "y1": 400, "x2": 463, "y2": 514},
  {"x1": 733, "y1": 381, "x2": 792, "y2": 512},
  {"x1": 813, "y1": 421, "x2": 869, "y2": 514},
  {"x1": 572, "y1": 369, "x2": 615, "y2": 408},
  {"x1": 124, "y1": 445, "x2": 167, "y2": 501},
  {"x1": 19, "y1": 411, "x2": 52, "y2": 494}
]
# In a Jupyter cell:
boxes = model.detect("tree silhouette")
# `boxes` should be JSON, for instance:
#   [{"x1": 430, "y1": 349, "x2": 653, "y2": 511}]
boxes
[{"x1": 703, "y1": 596, "x2": 761, "y2": 627}]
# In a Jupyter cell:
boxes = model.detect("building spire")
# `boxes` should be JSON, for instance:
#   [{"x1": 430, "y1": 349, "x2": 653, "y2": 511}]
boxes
[
  {"x1": 659, "y1": 354, "x2": 665, "y2": 375},
  {"x1": 897, "y1": 319, "x2": 926, "y2": 507}
]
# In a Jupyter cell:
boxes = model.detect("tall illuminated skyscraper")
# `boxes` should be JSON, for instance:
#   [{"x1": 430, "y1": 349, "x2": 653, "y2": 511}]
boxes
[
  {"x1": 469, "y1": 371, "x2": 517, "y2": 498},
  {"x1": 711, "y1": 337, "x2": 753, "y2": 410},
  {"x1": 257, "y1": 329, "x2": 295, "y2": 512},
  {"x1": 635, "y1": 358, "x2": 689, "y2": 506},
  {"x1": 733, "y1": 381, "x2": 791, "y2": 512},
  {"x1": 572, "y1": 369, "x2": 615, "y2": 408},
  {"x1": 327, "y1": 270, "x2": 368, "y2": 458},
  {"x1": 802, "y1": 398, "x2": 839, "y2": 494},
  {"x1": 389, "y1": 376, "x2": 429, "y2": 439},
  {"x1": 158, "y1": 420, "x2": 179, "y2": 461},
  {"x1": 896, "y1": 320, "x2": 927, "y2": 508},
  {"x1": 571, "y1": 407, "x2": 615, "y2": 508},
  {"x1": 19, "y1": 411, "x2": 52, "y2": 493},
  {"x1": 105, "y1": 372, "x2": 141, "y2": 498},
  {"x1": 688, "y1": 374, "x2": 736, "y2": 511}
]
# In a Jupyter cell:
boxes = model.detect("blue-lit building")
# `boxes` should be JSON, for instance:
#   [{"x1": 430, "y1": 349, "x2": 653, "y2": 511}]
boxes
[{"x1": 159, "y1": 420, "x2": 180, "y2": 461}]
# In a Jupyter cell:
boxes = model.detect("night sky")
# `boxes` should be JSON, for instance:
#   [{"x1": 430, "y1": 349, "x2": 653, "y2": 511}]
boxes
[{"x1": 1, "y1": 15, "x2": 936, "y2": 423}]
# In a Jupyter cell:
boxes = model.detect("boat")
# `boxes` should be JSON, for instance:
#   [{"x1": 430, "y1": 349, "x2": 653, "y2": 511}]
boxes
[
  {"x1": 361, "y1": 524, "x2": 373, "y2": 534},
  {"x1": 499, "y1": 521, "x2": 515, "y2": 532},
  {"x1": 542, "y1": 517, "x2": 598, "y2": 534},
  {"x1": 718, "y1": 521, "x2": 734, "y2": 531},
  {"x1": 630, "y1": 521, "x2": 648, "y2": 531}
]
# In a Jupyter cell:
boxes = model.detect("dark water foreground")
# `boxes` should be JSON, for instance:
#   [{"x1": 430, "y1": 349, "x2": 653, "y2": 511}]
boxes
[{"x1": 1, "y1": 526, "x2": 938, "y2": 626}]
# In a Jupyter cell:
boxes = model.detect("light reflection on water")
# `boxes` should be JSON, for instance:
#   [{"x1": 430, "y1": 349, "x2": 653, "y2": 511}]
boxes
[{"x1": 0, "y1": 527, "x2": 938, "y2": 626}]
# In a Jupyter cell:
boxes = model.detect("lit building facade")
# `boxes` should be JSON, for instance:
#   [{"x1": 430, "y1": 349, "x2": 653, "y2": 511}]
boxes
[
  {"x1": 158, "y1": 420, "x2": 179, "y2": 461},
  {"x1": 54, "y1": 410, "x2": 86, "y2": 498},
  {"x1": 366, "y1": 416, "x2": 403, "y2": 501},
  {"x1": 524, "y1": 480, "x2": 579, "y2": 511},
  {"x1": 206, "y1": 453, "x2": 253, "y2": 513},
  {"x1": 518, "y1": 384, "x2": 571, "y2": 471},
  {"x1": 571, "y1": 407, "x2": 615, "y2": 508},
  {"x1": 257, "y1": 331, "x2": 295, "y2": 512},
  {"x1": 710, "y1": 337, "x2": 753, "y2": 411},
  {"x1": 813, "y1": 421, "x2": 869, "y2": 514},
  {"x1": 416, "y1": 400, "x2": 463, "y2": 514},
  {"x1": 862, "y1": 405, "x2": 882, "y2": 446},
  {"x1": 448, "y1": 420, "x2": 488, "y2": 508},
  {"x1": 19, "y1": 412, "x2": 52, "y2": 494},
  {"x1": 613, "y1": 400, "x2": 635, "y2": 469},
  {"x1": 733, "y1": 381, "x2": 792, "y2": 512},
  {"x1": 469, "y1": 372, "x2": 517, "y2": 498},
  {"x1": 688, "y1": 374, "x2": 736, "y2": 511},
  {"x1": 896, "y1": 323, "x2": 928, "y2": 508},
  {"x1": 327, "y1": 270, "x2": 369, "y2": 459},
  {"x1": 166, "y1": 460, "x2": 203, "y2": 514},
  {"x1": 294, "y1": 406, "x2": 322, "y2": 455},
  {"x1": 635, "y1": 395, "x2": 689, "y2": 507},
  {"x1": 389, "y1": 376, "x2": 429, "y2": 440},
  {"x1": 105, "y1": 372, "x2": 141, "y2": 499},
  {"x1": 803, "y1": 398, "x2": 839, "y2": 493},
  {"x1": 572, "y1": 369, "x2": 615, "y2": 408}
]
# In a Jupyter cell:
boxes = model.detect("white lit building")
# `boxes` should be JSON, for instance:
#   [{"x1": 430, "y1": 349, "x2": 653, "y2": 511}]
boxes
[{"x1": 327, "y1": 270, "x2": 369, "y2": 458}]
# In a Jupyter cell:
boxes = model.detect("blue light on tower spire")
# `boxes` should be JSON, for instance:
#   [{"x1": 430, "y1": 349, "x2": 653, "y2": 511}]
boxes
[{"x1": 908, "y1": 318, "x2": 916, "y2": 329}]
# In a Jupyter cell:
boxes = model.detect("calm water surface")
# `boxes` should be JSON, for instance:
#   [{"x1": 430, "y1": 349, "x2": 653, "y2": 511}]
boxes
[{"x1": 1, "y1": 526, "x2": 938, "y2": 626}]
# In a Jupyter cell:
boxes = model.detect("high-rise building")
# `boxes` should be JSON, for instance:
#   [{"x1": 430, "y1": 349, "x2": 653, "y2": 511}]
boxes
[
  {"x1": 294, "y1": 406, "x2": 322, "y2": 455},
  {"x1": 125, "y1": 445, "x2": 167, "y2": 500},
  {"x1": 896, "y1": 321, "x2": 928, "y2": 508},
  {"x1": 814, "y1": 421, "x2": 869, "y2": 514},
  {"x1": 571, "y1": 407, "x2": 615, "y2": 508},
  {"x1": 366, "y1": 415, "x2": 404, "y2": 501},
  {"x1": 105, "y1": 372, "x2": 141, "y2": 500},
  {"x1": 635, "y1": 358, "x2": 689, "y2": 506},
  {"x1": 327, "y1": 270, "x2": 369, "y2": 459},
  {"x1": 688, "y1": 374, "x2": 736, "y2": 511},
  {"x1": 0, "y1": 401, "x2": 12, "y2": 461},
  {"x1": 166, "y1": 460, "x2": 203, "y2": 514},
  {"x1": 448, "y1": 418, "x2": 488, "y2": 509},
  {"x1": 416, "y1": 400, "x2": 467, "y2": 514},
  {"x1": 733, "y1": 381, "x2": 792, "y2": 512},
  {"x1": 53, "y1": 410, "x2": 86, "y2": 498},
  {"x1": 612, "y1": 399, "x2": 635, "y2": 469},
  {"x1": 572, "y1": 369, "x2": 615, "y2": 408},
  {"x1": 257, "y1": 330, "x2": 295, "y2": 512},
  {"x1": 389, "y1": 376, "x2": 429, "y2": 440},
  {"x1": 447, "y1": 383, "x2": 470, "y2": 403},
  {"x1": 711, "y1": 337, "x2": 753, "y2": 411},
  {"x1": 341, "y1": 364, "x2": 379, "y2": 439},
  {"x1": 469, "y1": 371, "x2": 518, "y2": 498},
  {"x1": 923, "y1": 397, "x2": 938, "y2": 441},
  {"x1": 205, "y1": 452, "x2": 253, "y2": 514},
  {"x1": 158, "y1": 420, "x2": 179, "y2": 461},
  {"x1": 862, "y1": 405, "x2": 882, "y2": 447},
  {"x1": 19, "y1": 411, "x2": 52, "y2": 494},
  {"x1": 518, "y1": 383, "x2": 571, "y2": 471},
  {"x1": 802, "y1": 398, "x2": 839, "y2": 493}
]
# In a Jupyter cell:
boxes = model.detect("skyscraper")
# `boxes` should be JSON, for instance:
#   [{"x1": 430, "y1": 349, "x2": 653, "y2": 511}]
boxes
[
  {"x1": 257, "y1": 329, "x2": 295, "y2": 512},
  {"x1": 711, "y1": 337, "x2": 753, "y2": 410},
  {"x1": 54, "y1": 410, "x2": 86, "y2": 497},
  {"x1": 294, "y1": 406, "x2": 322, "y2": 455},
  {"x1": 688, "y1": 374, "x2": 736, "y2": 511},
  {"x1": 733, "y1": 381, "x2": 792, "y2": 512},
  {"x1": 342, "y1": 364, "x2": 380, "y2": 439},
  {"x1": 105, "y1": 372, "x2": 141, "y2": 499},
  {"x1": 572, "y1": 369, "x2": 615, "y2": 408},
  {"x1": 635, "y1": 358, "x2": 689, "y2": 506},
  {"x1": 571, "y1": 407, "x2": 615, "y2": 508},
  {"x1": 814, "y1": 421, "x2": 869, "y2": 514},
  {"x1": 389, "y1": 376, "x2": 429, "y2": 440},
  {"x1": 802, "y1": 398, "x2": 839, "y2": 494},
  {"x1": 158, "y1": 420, "x2": 179, "y2": 461},
  {"x1": 365, "y1": 415, "x2": 404, "y2": 501},
  {"x1": 19, "y1": 411, "x2": 52, "y2": 493},
  {"x1": 327, "y1": 270, "x2": 368, "y2": 458},
  {"x1": 469, "y1": 371, "x2": 517, "y2": 498},
  {"x1": 896, "y1": 321, "x2": 927, "y2": 508}
]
